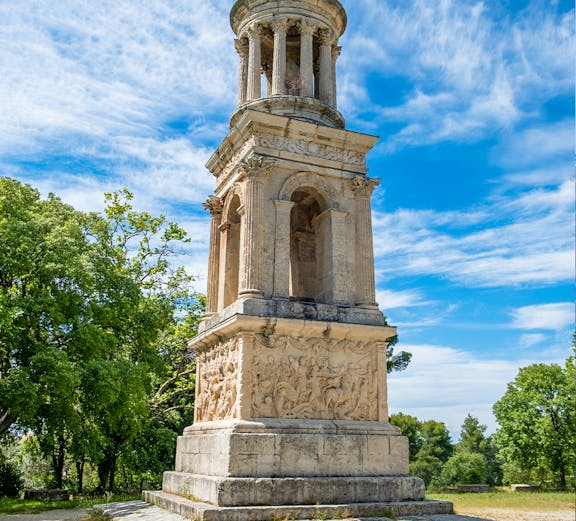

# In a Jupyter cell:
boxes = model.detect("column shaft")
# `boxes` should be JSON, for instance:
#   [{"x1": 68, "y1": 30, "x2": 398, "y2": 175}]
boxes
[
  {"x1": 203, "y1": 197, "x2": 223, "y2": 314},
  {"x1": 235, "y1": 39, "x2": 249, "y2": 105},
  {"x1": 246, "y1": 27, "x2": 261, "y2": 100},
  {"x1": 271, "y1": 20, "x2": 287, "y2": 95},
  {"x1": 319, "y1": 37, "x2": 333, "y2": 105},
  {"x1": 299, "y1": 21, "x2": 314, "y2": 97},
  {"x1": 332, "y1": 46, "x2": 341, "y2": 109}
]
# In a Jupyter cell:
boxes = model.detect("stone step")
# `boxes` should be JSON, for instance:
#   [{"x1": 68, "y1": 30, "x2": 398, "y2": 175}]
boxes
[{"x1": 142, "y1": 491, "x2": 454, "y2": 521}]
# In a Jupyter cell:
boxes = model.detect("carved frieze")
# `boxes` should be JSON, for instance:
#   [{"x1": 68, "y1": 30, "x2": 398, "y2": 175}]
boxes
[
  {"x1": 255, "y1": 133, "x2": 365, "y2": 166},
  {"x1": 251, "y1": 335, "x2": 378, "y2": 421},
  {"x1": 195, "y1": 338, "x2": 239, "y2": 422}
]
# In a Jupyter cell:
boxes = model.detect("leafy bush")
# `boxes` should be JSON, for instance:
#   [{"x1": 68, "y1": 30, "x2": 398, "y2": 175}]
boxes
[
  {"x1": 0, "y1": 462, "x2": 23, "y2": 498},
  {"x1": 433, "y1": 451, "x2": 487, "y2": 488}
]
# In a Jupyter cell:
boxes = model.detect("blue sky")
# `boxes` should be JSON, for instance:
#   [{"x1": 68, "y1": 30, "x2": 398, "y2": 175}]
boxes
[{"x1": 1, "y1": 0, "x2": 573, "y2": 439}]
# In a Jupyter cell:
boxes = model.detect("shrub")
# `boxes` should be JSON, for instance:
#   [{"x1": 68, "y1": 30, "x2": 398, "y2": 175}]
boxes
[{"x1": 0, "y1": 462, "x2": 23, "y2": 498}]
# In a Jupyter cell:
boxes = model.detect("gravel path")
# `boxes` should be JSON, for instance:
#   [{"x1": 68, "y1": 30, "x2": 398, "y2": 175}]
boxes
[
  {"x1": 0, "y1": 510, "x2": 87, "y2": 521},
  {"x1": 456, "y1": 508, "x2": 575, "y2": 521}
]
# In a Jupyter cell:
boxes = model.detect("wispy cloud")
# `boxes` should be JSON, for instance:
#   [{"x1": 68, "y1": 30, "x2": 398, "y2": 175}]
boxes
[
  {"x1": 388, "y1": 342, "x2": 565, "y2": 437},
  {"x1": 339, "y1": 0, "x2": 573, "y2": 147},
  {"x1": 511, "y1": 303, "x2": 574, "y2": 331}
]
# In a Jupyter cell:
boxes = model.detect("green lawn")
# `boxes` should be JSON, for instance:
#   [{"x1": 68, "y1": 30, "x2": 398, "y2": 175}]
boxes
[
  {"x1": 0, "y1": 493, "x2": 141, "y2": 515},
  {"x1": 428, "y1": 490, "x2": 575, "y2": 512}
]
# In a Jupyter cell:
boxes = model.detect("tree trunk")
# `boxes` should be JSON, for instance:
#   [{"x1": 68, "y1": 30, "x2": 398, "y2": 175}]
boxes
[
  {"x1": 108, "y1": 453, "x2": 117, "y2": 491},
  {"x1": 51, "y1": 435, "x2": 66, "y2": 489},
  {"x1": 76, "y1": 455, "x2": 85, "y2": 494},
  {"x1": 559, "y1": 461, "x2": 566, "y2": 491}
]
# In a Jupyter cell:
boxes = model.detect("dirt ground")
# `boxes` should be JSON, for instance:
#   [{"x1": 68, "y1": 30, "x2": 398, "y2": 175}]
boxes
[{"x1": 457, "y1": 508, "x2": 575, "y2": 521}]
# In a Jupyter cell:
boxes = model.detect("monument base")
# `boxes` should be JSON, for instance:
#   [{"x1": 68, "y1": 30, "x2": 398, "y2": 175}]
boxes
[{"x1": 144, "y1": 491, "x2": 454, "y2": 521}]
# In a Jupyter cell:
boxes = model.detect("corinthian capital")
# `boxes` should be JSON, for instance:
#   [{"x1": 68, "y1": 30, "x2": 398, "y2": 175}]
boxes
[
  {"x1": 297, "y1": 18, "x2": 317, "y2": 36},
  {"x1": 234, "y1": 38, "x2": 249, "y2": 57},
  {"x1": 203, "y1": 195, "x2": 223, "y2": 214},
  {"x1": 350, "y1": 175, "x2": 380, "y2": 196},
  {"x1": 271, "y1": 17, "x2": 289, "y2": 33},
  {"x1": 238, "y1": 154, "x2": 277, "y2": 179}
]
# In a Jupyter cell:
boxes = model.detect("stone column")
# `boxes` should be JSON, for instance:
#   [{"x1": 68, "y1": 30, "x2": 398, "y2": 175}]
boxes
[
  {"x1": 203, "y1": 196, "x2": 223, "y2": 315},
  {"x1": 272, "y1": 199, "x2": 295, "y2": 298},
  {"x1": 318, "y1": 30, "x2": 334, "y2": 105},
  {"x1": 332, "y1": 45, "x2": 341, "y2": 109},
  {"x1": 235, "y1": 38, "x2": 249, "y2": 105},
  {"x1": 246, "y1": 25, "x2": 262, "y2": 101},
  {"x1": 351, "y1": 175, "x2": 380, "y2": 307},
  {"x1": 271, "y1": 18, "x2": 288, "y2": 96},
  {"x1": 238, "y1": 155, "x2": 277, "y2": 298},
  {"x1": 298, "y1": 19, "x2": 315, "y2": 97}
]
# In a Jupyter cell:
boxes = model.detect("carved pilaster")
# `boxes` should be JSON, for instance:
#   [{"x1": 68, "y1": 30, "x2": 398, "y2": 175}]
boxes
[
  {"x1": 351, "y1": 175, "x2": 380, "y2": 307},
  {"x1": 237, "y1": 155, "x2": 277, "y2": 298},
  {"x1": 203, "y1": 196, "x2": 223, "y2": 315}
]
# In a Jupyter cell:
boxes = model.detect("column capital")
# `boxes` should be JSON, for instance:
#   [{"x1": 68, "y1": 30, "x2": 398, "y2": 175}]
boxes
[
  {"x1": 332, "y1": 45, "x2": 342, "y2": 60},
  {"x1": 246, "y1": 23, "x2": 263, "y2": 39},
  {"x1": 238, "y1": 154, "x2": 277, "y2": 179},
  {"x1": 318, "y1": 28, "x2": 335, "y2": 46},
  {"x1": 271, "y1": 16, "x2": 289, "y2": 33},
  {"x1": 297, "y1": 18, "x2": 317, "y2": 36},
  {"x1": 234, "y1": 38, "x2": 249, "y2": 56},
  {"x1": 350, "y1": 175, "x2": 380, "y2": 196},
  {"x1": 203, "y1": 195, "x2": 223, "y2": 214}
]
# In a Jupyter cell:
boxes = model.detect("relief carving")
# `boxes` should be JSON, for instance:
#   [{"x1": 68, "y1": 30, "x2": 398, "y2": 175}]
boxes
[
  {"x1": 251, "y1": 336, "x2": 378, "y2": 421},
  {"x1": 195, "y1": 338, "x2": 239, "y2": 422},
  {"x1": 255, "y1": 134, "x2": 365, "y2": 166}
]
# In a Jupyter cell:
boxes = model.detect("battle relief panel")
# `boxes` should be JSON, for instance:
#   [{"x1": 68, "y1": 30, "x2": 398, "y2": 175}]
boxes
[
  {"x1": 250, "y1": 335, "x2": 379, "y2": 421},
  {"x1": 194, "y1": 338, "x2": 240, "y2": 422}
]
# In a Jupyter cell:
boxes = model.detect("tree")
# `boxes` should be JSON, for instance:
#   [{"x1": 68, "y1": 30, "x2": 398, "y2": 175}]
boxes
[
  {"x1": 385, "y1": 335, "x2": 412, "y2": 373},
  {"x1": 389, "y1": 414, "x2": 453, "y2": 487},
  {"x1": 493, "y1": 359, "x2": 575, "y2": 490},
  {"x1": 433, "y1": 451, "x2": 487, "y2": 488},
  {"x1": 0, "y1": 179, "x2": 201, "y2": 490}
]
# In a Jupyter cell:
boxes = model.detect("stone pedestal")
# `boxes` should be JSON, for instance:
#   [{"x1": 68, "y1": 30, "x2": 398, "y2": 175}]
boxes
[{"x1": 145, "y1": 314, "x2": 453, "y2": 520}]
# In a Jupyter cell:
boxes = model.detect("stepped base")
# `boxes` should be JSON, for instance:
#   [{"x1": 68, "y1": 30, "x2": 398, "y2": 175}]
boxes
[
  {"x1": 144, "y1": 491, "x2": 454, "y2": 521},
  {"x1": 162, "y1": 473, "x2": 425, "y2": 507}
]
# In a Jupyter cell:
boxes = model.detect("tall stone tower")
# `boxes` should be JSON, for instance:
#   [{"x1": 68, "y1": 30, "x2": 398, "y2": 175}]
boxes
[{"x1": 146, "y1": 1, "x2": 452, "y2": 519}]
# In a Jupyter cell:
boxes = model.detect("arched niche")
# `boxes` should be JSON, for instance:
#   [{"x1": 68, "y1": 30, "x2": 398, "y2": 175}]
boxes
[{"x1": 289, "y1": 186, "x2": 329, "y2": 302}]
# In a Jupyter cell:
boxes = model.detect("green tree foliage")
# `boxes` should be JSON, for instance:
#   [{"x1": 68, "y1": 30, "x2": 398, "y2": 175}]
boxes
[
  {"x1": 389, "y1": 413, "x2": 453, "y2": 486},
  {"x1": 385, "y1": 335, "x2": 412, "y2": 373},
  {"x1": 433, "y1": 451, "x2": 487, "y2": 487},
  {"x1": 493, "y1": 359, "x2": 575, "y2": 490},
  {"x1": 0, "y1": 178, "x2": 202, "y2": 491}
]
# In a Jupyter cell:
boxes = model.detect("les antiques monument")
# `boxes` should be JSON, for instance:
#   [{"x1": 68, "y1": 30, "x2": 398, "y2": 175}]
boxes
[{"x1": 143, "y1": 0, "x2": 453, "y2": 519}]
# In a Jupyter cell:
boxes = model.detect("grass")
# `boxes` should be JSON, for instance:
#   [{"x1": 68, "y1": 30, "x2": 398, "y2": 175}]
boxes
[
  {"x1": 0, "y1": 493, "x2": 141, "y2": 515},
  {"x1": 428, "y1": 490, "x2": 575, "y2": 512}
]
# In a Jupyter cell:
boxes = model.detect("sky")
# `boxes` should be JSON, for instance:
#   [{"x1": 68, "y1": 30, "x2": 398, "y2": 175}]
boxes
[{"x1": 1, "y1": 0, "x2": 574, "y2": 440}]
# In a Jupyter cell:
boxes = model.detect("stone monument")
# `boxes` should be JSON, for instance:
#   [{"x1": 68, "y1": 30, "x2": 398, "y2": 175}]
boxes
[{"x1": 145, "y1": 1, "x2": 452, "y2": 519}]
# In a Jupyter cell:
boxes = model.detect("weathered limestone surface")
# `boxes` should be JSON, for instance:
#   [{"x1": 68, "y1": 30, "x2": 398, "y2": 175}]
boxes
[
  {"x1": 98, "y1": 501, "x2": 491, "y2": 521},
  {"x1": 144, "y1": 0, "x2": 453, "y2": 519}
]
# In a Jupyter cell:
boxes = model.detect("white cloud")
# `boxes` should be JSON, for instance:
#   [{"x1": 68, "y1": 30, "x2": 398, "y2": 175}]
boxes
[
  {"x1": 376, "y1": 289, "x2": 427, "y2": 309},
  {"x1": 339, "y1": 0, "x2": 573, "y2": 147},
  {"x1": 511, "y1": 303, "x2": 574, "y2": 331},
  {"x1": 373, "y1": 174, "x2": 575, "y2": 288},
  {"x1": 387, "y1": 343, "x2": 564, "y2": 438},
  {"x1": 519, "y1": 333, "x2": 547, "y2": 348}
]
